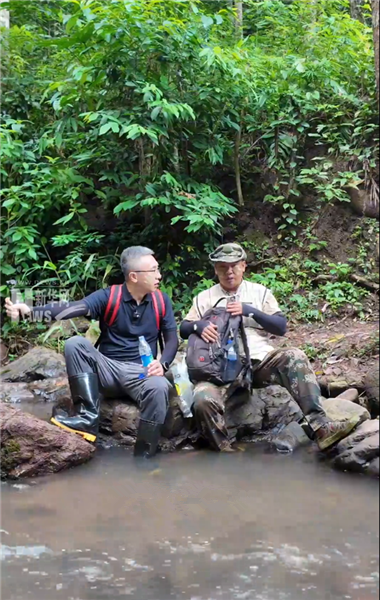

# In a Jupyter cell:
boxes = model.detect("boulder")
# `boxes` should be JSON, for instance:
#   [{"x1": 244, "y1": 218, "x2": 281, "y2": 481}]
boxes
[
  {"x1": 364, "y1": 362, "x2": 379, "y2": 416},
  {"x1": 0, "y1": 341, "x2": 8, "y2": 364},
  {"x1": 0, "y1": 347, "x2": 66, "y2": 382},
  {"x1": 43, "y1": 317, "x2": 91, "y2": 340},
  {"x1": 321, "y1": 397, "x2": 370, "y2": 425},
  {"x1": 99, "y1": 391, "x2": 196, "y2": 452},
  {"x1": 0, "y1": 382, "x2": 35, "y2": 403},
  {"x1": 271, "y1": 421, "x2": 311, "y2": 454},
  {"x1": 0, "y1": 377, "x2": 71, "y2": 411},
  {"x1": 331, "y1": 419, "x2": 379, "y2": 476},
  {"x1": 97, "y1": 386, "x2": 302, "y2": 450},
  {"x1": 348, "y1": 187, "x2": 379, "y2": 219},
  {"x1": 334, "y1": 388, "x2": 359, "y2": 404},
  {"x1": 226, "y1": 385, "x2": 303, "y2": 441},
  {"x1": 28, "y1": 377, "x2": 71, "y2": 409},
  {"x1": 0, "y1": 403, "x2": 95, "y2": 479}
]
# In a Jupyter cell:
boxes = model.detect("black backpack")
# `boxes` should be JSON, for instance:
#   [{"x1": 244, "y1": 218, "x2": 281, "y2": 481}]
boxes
[{"x1": 185, "y1": 299, "x2": 252, "y2": 391}]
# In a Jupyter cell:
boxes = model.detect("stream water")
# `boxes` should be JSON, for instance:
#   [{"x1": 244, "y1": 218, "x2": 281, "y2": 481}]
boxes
[{"x1": 1, "y1": 441, "x2": 379, "y2": 600}]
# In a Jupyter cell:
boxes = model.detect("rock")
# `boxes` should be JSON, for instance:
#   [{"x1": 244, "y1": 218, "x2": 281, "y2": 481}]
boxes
[
  {"x1": 99, "y1": 388, "x2": 196, "y2": 452},
  {"x1": 0, "y1": 342, "x2": 8, "y2": 364},
  {"x1": 44, "y1": 318, "x2": 91, "y2": 340},
  {"x1": 331, "y1": 419, "x2": 379, "y2": 476},
  {"x1": 28, "y1": 377, "x2": 71, "y2": 408},
  {"x1": 0, "y1": 382, "x2": 35, "y2": 403},
  {"x1": 322, "y1": 397, "x2": 370, "y2": 425},
  {"x1": 271, "y1": 421, "x2": 311, "y2": 454},
  {"x1": 97, "y1": 385, "x2": 303, "y2": 450},
  {"x1": 348, "y1": 187, "x2": 379, "y2": 219},
  {"x1": 0, "y1": 377, "x2": 72, "y2": 417},
  {"x1": 0, "y1": 404, "x2": 95, "y2": 479},
  {"x1": 366, "y1": 456, "x2": 379, "y2": 477},
  {"x1": 0, "y1": 347, "x2": 66, "y2": 382},
  {"x1": 318, "y1": 378, "x2": 363, "y2": 398},
  {"x1": 226, "y1": 385, "x2": 303, "y2": 442},
  {"x1": 335, "y1": 388, "x2": 359, "y2": 404},
  {"x1": 85, "y1": 321, "x2": 101, "y2": 346},
  {"x1": 100, "y1": 400, "x2": 139, "y2": 437},
  {"x1": 364, "y1": 362, "x2": 379, "y2": 416}
]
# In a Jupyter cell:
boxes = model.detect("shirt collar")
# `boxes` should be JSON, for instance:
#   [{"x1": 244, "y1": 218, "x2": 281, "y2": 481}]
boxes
[
  {"x1": 219, "y1": 281, "x2": 245, "y2": 298},
  {"x1": 122, "y1": 283, "x2": 152, "y2": 304}
]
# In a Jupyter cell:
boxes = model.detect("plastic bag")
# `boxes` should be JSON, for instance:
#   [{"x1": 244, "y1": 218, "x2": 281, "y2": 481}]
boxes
[{"x1": 171, "y1": 357, "x2": 194, "y2": 418}]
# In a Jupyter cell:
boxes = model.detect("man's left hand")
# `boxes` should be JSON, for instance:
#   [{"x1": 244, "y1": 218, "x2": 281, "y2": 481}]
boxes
[
  {"x1": 226, "y1": 302, "x2": 244, "y2": 316},
  {"x1": 147, "y1": 360, "x2": 164, "y2": 377}
]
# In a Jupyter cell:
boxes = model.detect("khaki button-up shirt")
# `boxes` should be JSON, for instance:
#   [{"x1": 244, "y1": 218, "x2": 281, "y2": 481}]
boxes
[{"x1": 184, "y1": 280, "x2": 281, "y2": 362}]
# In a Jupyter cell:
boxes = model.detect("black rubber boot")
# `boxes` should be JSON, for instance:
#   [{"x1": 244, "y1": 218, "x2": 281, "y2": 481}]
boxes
[
  {"x1": 51, "y1": 373, "x2": 100, "y2": 443},
  {"x1": 134, "y1": 419, "x2": 162, "y2": 458}
]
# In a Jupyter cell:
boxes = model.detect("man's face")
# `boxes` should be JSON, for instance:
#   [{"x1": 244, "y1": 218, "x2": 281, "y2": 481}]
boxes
[
  {"x1": 214, "y1": 260, "x2": 246, "y2": 291},
  {"x1": 129, "y1": 255, "x2": 162, "y2": 294}
]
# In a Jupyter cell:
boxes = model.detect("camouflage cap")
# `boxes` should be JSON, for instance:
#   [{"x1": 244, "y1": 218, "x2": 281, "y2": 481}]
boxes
[{"x1": 209, "y1": 243, "x2": 247, "y2": 263}]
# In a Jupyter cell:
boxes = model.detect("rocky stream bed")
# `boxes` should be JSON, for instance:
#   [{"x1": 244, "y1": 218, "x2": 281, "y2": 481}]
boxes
[{"x1": 0, "y1": 318, "x2": 378, "y2": 481}]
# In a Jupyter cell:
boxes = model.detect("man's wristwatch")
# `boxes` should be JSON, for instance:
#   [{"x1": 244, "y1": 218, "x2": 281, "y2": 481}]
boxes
[{"x1": 161, "y1": 362, "x2": 170, "y2": 373}]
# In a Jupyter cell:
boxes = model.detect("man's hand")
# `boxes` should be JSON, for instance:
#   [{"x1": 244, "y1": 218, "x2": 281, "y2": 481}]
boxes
[
  {"x1": 147, "y1": 360, "x2": 164, "y2": 377},
  {"x1": 201, "y1": 323, "x2": 219, "y2": 344},
  {"x1": 4, "y1": 298, "x2": 31, "y2": 320},
  {"x1": 226, "y1": 302, "x2": 244, "y2": 317}
]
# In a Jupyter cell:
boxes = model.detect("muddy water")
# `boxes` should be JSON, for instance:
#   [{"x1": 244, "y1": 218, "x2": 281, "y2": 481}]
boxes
[{"x1": 1, "y1": 442, "x2": 379, "y2": 600}]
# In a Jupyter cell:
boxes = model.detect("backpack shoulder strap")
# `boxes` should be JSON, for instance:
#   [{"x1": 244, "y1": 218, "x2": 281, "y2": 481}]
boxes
[
  {"x1": 94, "y1": 284, "x2": 123, "y2": 349},
  {"x1": 152, "y1": 290, "x2": 166, "y2": 353},
  {"x1": 104, "y1": 284, "x2": 123, "y2": 326},
  {"x1": 152, "y1": 290, "x2": 166, "y2": 330}
]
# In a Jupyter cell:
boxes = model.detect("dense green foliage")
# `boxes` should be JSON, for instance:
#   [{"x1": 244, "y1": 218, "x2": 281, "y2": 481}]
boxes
[{"x1": 1, "y1": 0, "x2": 378, "y2": 326}]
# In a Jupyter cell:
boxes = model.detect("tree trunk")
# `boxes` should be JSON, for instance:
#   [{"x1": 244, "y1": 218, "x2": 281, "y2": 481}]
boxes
[
  {"x1": 234, "y1": 125, "x2": 244, "y2": 207},
  {"x1": 372, "y1": 0, "x2": 379, "y2": 102},
  {"x1": 350, "y1": 0, "x2": 364, "y2": 23},
  {"x1": 234, "y1": 1, "x2": 243, "y2": 39},
  {"x1": 138, "y1": 138, "x2": 153, "y2": 226}
]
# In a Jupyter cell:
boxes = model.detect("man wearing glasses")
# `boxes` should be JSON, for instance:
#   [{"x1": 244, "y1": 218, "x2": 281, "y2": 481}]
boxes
[
  {"x1": 180, "y1": 243, "x2": 360, "y2": 453},
  {"x1": 5, "y1": 247, "x2": 179, "y2": 458}
]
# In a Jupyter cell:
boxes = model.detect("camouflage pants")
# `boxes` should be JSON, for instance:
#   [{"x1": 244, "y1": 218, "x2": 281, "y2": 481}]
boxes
[{"x1": 192, "y1": 347, "x2": 326, "y2": 451}]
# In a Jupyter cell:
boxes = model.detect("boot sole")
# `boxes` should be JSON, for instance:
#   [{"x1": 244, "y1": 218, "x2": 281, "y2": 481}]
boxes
[
  {"x1": 317, "y1": 417, "x2": 359, "y2": 451},
  {"x1": 50, "y1": 418, "x2": 96, "y2": 443}
]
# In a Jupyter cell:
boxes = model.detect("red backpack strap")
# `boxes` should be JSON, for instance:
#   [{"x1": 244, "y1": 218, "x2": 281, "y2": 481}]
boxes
[
  {"x1": 152, "y1": 290, "x2": 166, "y2": 353},
  {"x1": 152, "y1": 290, "x2": 166, "y2": 330},
  {"x1": 104, "y1": 284, "x2": 123, "y2": 326}
]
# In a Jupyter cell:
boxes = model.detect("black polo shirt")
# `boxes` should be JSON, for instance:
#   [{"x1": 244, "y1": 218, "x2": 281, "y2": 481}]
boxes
[{"x1": 83, "y1": 284, "x2": 177, "y2": 363}]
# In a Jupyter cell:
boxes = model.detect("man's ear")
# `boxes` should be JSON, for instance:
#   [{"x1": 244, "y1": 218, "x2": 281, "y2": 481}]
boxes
[{"x1": 128, "y1": 272, "x2": 138, "y2": 284}]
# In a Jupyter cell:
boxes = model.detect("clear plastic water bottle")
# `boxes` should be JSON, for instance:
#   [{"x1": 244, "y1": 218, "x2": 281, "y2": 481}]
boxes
[
  {"x1": 225, "y1": 339, "x2": 238, "y2": 382},
  {"x1": 139, "y1": 336, "x2": 153, "y2": 367}
]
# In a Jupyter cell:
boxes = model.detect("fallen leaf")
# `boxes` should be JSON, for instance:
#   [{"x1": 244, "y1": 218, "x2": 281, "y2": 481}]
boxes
[{"x1": 326, "y1": 334, "x2": 345, "y2": 344}]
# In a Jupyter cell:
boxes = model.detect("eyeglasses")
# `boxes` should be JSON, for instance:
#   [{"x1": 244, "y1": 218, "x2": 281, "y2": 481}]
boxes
[{"x1": 133, "y1": 267, "x2": 161, "y2": 274}]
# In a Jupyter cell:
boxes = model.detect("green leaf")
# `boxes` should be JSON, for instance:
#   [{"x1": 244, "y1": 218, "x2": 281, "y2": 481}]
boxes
[
  {"x1": 201, "y1": 15, "x2": 214, "y2": 28},
  {"x1": 53, "y1": 213, "x2": 75, "y2": 226},
  {"x1": 99, "y1": 123, "x2": 112, "y2": 135}
]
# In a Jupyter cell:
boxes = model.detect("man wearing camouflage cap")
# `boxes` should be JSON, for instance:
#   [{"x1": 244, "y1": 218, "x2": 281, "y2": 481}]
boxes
[{"x1": 180, "y1": 242, "x2": 360, "y2": 452}]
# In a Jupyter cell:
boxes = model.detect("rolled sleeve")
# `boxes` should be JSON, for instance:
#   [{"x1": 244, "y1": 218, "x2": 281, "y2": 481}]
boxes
[{"x1": 184, "y1": 297, "x2": 202, "y2": 321}]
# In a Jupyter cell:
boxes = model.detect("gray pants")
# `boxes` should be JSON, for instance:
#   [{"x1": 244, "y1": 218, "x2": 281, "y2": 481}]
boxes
[{"x1": 64, "y1": 336, "x2": 170, "y2": 424}]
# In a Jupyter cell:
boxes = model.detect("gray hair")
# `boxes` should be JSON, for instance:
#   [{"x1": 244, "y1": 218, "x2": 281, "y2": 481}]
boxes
[{"x1": 120, "y1": 246, "x2": 154, "y2": 277}]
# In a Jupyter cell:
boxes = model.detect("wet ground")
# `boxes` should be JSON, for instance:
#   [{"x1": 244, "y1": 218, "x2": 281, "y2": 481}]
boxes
[{"x1": 1, "y1": 444, "x2": 379, "y2": 600}]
